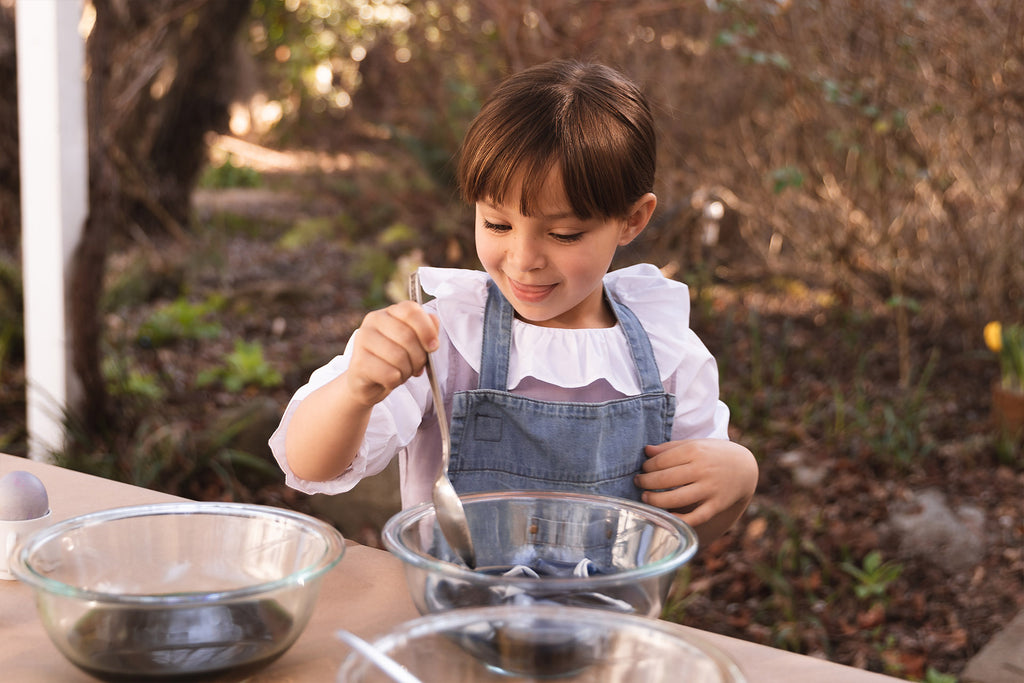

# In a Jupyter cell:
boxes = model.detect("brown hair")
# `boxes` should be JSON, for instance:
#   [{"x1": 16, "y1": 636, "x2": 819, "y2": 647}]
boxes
[{"x1": 457, "y1": 60, "x2": 656, "y2": 220}]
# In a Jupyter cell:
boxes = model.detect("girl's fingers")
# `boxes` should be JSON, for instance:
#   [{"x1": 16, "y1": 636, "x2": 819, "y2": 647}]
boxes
[
  {"x1": 388, "y1": 301, "x2": 440, "y2": 351},
  {"x1": 364, "y1": 304, "x2": 438, "y2": 364},
  {"x1": 641, "y1": 441, "x2": 696, "y2": 469},
  {"x1": 635, "y1": 462, "x2": 693, "y2": 491},
  {"x1": 354, "y1": 321, "x2": 417, "y2": 376},
  {"x1": 643, "y1": 441, "x2": 676, "y2": 457},
  {"x1": 642, "y1": 481, "x2": 709, "y2": 516},
  {"x1": 346, "y1": 303, "x2": 442, "y2": 404}
]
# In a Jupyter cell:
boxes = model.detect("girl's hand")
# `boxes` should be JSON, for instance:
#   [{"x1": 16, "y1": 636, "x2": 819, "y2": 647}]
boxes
[
  {"x1": 634, "y1": 439, "x2": 758, "y2": 545},
  {"x1": 283, "y1": 301, "x2": 438, "y2": 483},
  {"x1": 343, "y1": 301, "x2": 440, "y2": 407}
]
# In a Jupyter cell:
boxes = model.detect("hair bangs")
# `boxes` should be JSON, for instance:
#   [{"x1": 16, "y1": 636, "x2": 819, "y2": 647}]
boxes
[
  {"x1": 457, "y1": 59, "x2": 656, "y2": 222},
  {"x1": 459, "y1": 99, "x2": 561, "y2": 215}
]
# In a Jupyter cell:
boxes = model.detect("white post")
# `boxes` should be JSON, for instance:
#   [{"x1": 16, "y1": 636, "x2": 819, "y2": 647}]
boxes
[{"x1": 16, "y1": 0, "x2": 89, "y2": 461}]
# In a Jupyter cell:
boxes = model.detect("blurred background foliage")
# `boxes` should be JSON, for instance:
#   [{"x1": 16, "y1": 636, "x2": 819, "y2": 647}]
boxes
[
  {"x1": 0, "y1": 0, "x2": 1018, "y2": 492},
  {"x1": 0, "y1": 0, "x2": 1019, "y2": 495},
  {"x1": 232, "y1": 0, "x2": 1023, "y2": 335},
  {"x1": 1, "y1": 0, "x2": 1021, "y2": 338}
]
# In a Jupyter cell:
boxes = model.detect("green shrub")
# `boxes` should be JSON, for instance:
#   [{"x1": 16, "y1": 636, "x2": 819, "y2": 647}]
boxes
[
  {"x1": 197, "y1": 340, "x2": 283, "y2": 392},
  {"x1": 199, "y1": 157, "x2": 262, "y2": 189},
  {"x1": 137, "y1": 296, "x2": 224, "y2": 347}
]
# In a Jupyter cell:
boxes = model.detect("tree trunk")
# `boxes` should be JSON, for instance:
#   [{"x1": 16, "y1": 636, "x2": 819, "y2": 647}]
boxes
[
  {"x1": 144, "y1": 0, "x2": 253, "y2": 229},
  {"x1": 70, "y1": 0, "x2": 253, "y2": 427}
]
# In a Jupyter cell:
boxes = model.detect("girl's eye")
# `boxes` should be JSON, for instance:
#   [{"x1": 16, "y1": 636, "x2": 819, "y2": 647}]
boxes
[
  {"x1": 482, "y1": 219, "x2": 510, "y2": 233},
  {"x1": 552, "y1": 232, "x2": 583, "y2": 244},
  {"x1": 481, "y1": 219, "x2": 582, "y2": 244}
]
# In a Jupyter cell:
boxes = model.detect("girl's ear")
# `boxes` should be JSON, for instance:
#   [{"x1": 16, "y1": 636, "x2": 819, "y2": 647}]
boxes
[{"x1": 618, "y1": 193, "x2": 658, "y2": 246}]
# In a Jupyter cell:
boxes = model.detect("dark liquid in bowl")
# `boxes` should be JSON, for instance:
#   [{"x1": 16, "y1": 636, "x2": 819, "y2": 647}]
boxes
[
  {"x1": 428, "y1": 561, "x2": 650, "y2": 614},
  {"x1": 66, "y1": 599, "x2": 293, "y2": 680},
  {"x1": 436, "y1": 562, "x2": 621, "y2": 677},
  {"x1": 448, "y1": 617, "x2": 609, "y2": 678}
]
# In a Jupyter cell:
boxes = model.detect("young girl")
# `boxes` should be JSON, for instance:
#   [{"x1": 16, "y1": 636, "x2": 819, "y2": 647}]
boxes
[{"x1": 270, "y1": 59, "x2": 757, "y2": 546}]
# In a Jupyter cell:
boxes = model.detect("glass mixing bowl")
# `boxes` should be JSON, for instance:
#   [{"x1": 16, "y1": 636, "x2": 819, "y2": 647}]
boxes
[
  {"x1": 382, "y1": 491, "x2": 698, "y2": 619},
  {"x1": 337, "y1": 604, "x2": 746, "y2": 682},
  {"x1": 11, "y1": 501, "x2": 345, "y2": 680}
]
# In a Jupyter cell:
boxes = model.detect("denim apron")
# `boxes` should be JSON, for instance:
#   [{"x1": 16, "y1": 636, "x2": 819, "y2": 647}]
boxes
[{"x1": 446, "y1": 281, "x2": 676, "y2": 501}]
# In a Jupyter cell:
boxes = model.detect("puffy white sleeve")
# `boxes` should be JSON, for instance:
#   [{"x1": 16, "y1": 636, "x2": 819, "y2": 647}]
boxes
[
  {"x1": 268, "y1": 267, "x2": 484, "y2": 497},
  {"x1": 605, "y1": 264, "x2": 731, "y2": 441},
  {"x1": 663, "y1": 329, "x2": 731, "y2": 441}
]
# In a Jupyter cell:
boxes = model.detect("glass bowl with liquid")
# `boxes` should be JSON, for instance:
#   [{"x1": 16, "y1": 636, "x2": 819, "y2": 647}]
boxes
[
  {"x1": 382, "y1": 490, "x2": 699, "y2": 619},
  {"x1": 337, "y1": 604, "x2": 746, "y2": 682},
  {"x1": 11, "y1": 501, "x2": 345, "y2": 680}
]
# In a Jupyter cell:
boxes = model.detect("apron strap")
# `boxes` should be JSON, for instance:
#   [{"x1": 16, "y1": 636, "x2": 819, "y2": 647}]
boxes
[
  {"x1": 479, "y1": 280, "x2": 664, "y2": 394},
  {"x1": 607, "y1": 293, "x2": 665, "y2": 395},
  {"x1": 479, "y1": 281, "x2": 514, "y2": 391}
]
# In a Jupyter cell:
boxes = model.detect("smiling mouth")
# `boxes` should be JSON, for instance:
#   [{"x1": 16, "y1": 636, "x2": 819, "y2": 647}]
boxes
[{"x1": 508, "y1": 279, "x2": 556, "y2": 302}]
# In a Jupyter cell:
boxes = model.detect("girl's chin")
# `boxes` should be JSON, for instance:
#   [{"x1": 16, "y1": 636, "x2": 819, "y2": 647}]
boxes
[{"x1": 507, "y1": 298, "x2": 561, "y2": 326}]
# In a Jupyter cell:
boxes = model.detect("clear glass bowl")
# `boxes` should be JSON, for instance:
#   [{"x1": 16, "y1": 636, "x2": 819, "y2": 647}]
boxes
[
  {"x1": 11, "y1": 502, "x2": 345, "y2": 680},
  {"x1": 337, "y1": 604, "x2": 746, "y2": 682},
  {"x1": 382, "y1": 491, "x2": 698, "y2": 619}
]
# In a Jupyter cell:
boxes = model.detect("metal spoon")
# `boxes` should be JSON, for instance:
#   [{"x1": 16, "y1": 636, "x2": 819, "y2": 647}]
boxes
[
  {"x1": 335, "y1": 629, "x2": 424, "y2": 683},
  {"x1": 408, "y1": 271, "x2": 477, "y2": 568}
]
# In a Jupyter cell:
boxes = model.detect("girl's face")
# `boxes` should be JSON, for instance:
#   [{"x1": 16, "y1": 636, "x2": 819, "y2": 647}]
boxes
[{"x1": 475, "y1": 166, "x2": 656, "y2": 329}]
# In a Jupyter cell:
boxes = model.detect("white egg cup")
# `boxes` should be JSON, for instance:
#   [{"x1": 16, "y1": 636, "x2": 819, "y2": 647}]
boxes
[{"x1": 1, "y1": 510, "x2": 52, "y2": 580}]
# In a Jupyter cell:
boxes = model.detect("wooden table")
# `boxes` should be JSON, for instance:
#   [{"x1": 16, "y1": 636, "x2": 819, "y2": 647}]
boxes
[{"x1": 1, "y1": 454, "x2": 902, "y2": 682}]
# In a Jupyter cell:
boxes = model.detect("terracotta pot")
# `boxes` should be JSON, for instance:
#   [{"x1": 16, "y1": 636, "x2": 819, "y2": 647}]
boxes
[{"x1": 992, "y1": 383, "x2": 1024, "y2": 433}]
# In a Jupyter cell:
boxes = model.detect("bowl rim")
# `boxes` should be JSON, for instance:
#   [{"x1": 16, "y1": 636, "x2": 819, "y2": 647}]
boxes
[
  {"x1": 381, "y1": 490, "x2": 699, "y2": 589},
  {"x1": 338, "y1": 604, "x2": 746, "y2": 681},
  {"x1": 10, "y1": 501, "x2": 346, "y2": 604}
]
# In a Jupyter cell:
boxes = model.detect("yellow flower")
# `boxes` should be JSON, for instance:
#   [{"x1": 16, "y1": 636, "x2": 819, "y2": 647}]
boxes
[
  {"x1": 984, "y1": 321, "x2": 1003, "y2": 353},
  {"x1": 987, "y1": 320, "x2": 1024, "y2": 394}
]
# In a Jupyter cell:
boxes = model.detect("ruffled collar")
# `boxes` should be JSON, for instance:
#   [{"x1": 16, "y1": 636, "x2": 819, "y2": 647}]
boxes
[{"x1": 419, "y1": 265, "x2": 692, "y2": 393}]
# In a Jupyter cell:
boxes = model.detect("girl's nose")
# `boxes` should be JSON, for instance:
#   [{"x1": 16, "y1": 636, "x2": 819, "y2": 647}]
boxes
[{"x1": 507, "y1": 234, "x2": 545, "y2": 271}]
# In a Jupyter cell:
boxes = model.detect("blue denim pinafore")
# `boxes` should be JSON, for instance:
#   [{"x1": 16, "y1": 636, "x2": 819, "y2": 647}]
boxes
[{"x1": 446, "y1": 282, "x2": 676, "y2": 500}]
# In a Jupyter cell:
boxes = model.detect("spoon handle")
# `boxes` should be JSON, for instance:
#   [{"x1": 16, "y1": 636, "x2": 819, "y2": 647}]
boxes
[
  {"x1": 335, "y1": 630, "x2": 425, "y2": 683},
  {"x1": 407, "y1": 272, "x2": 450, "y2": 469},
  {"x1": 408, "y1": 271, "x2": 477, "y2": 568}
]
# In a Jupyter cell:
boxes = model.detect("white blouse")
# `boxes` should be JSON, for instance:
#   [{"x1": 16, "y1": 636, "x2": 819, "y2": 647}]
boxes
[{"x1": 269, "y1": 264, "x2": 731, "y2": 509}]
